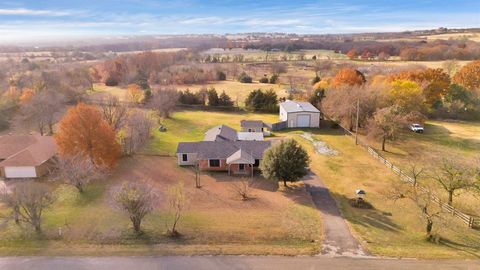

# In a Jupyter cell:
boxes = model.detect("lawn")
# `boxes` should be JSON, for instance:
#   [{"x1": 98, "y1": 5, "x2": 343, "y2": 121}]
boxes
[
  {"x1": 88, "y1": 83, "x2": 128, "y2": 101},
  {"x1": 0, "y1": 110, "x2": 323, "y2": 256},
  {"x1": 145, "y1": 110, "x2": 280, "y2": 155},
  {"x1": 282, "y1": 127, "x2": 480, "y2": 259}
]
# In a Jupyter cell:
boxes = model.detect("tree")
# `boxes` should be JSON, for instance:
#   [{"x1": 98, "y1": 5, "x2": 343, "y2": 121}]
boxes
[
  {"x1": 230, "y1": 178, "x2": 254, "y2": 201},
  {"x1": 53, "y1": 153, "x2": 105, "y2": 193},
  {"x1": 390, "y1": 182, "x2": 442, "y2": 240},
  {"x1": 269, "y1": 74, "x2": 279, "y2": 84},
  {"x1": 216, "y1": 70, "x2": 227, "y2": 81},
  {"x1": 453, "y1": 60, "x2": 480, "y2": 90},
  {"x1": 115, "y1": 181, "x2": 156, "y2": 233},
  {"x1": 389, "y1": 80, "x2": 425, "y2": 113},
  {"x1": 244, "y1": 89, "x2": 278, "y2": 112},
  {"x1": 346, "y1": 48, "x2": 358, "y2": 60},
  {"x1": 0, "y1": 182, "x2": 54, "y2": 232},
  {"x1": 167, "y1": 182, "x2": 188, "y2": 237},
  {"x1": 238, "y1": 72, "x2": 253, "y2": 83},
  {"x1": 218, "y1": 91, "x2": 233, "y2": 107},
  {"x1": 19, "y1": 88, "x2": 34, "y2": 104},
  {"x1": 207, "y1": 88, "x2": 220, "y2": 106},
  {"x1": 56, "y1": 103, "x2": 121, "y2": 168},
  {"x1": 126, "y1": 84, "x2": 144, "y2": 104},
  {"x1": 332, "y1": 68, "x2": 366, "y2": 87},
  {"x1": 99, "y1": 94, "x2": 128, "y2": 131},
  {"x1": 443, "y1": 59, "x2": 460, "y2": 77},
  {"x1": 367, "y1": 106, "x2": 411, "y2": 151},
  {"x1": 260, "y1": 139, "x2": 310, "y2": 187},
  {"x1": 431, "y1": 159, "x2": 479, "y2": 206},
  {"x1": 149, "y1": 87, "x2": 178, "y2": 118},
  {"x1": 120, "y1": 109, "x2": 154, "y2": 155},
  {"x1": 309, "y1": 88, "x2": 325, "y2": 109},
  {"x1": 21, "y1": 90, "x2": 65, "y2": 135}
]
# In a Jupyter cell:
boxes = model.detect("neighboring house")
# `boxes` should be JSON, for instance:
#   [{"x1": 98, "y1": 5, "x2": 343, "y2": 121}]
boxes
[
  {"x1": 204, "y1": 125, "x2": 264, "y2": 141},
  {"x1": 279, "y1": 100, "x2": 321, "y2": 128},
  {"x1": 176, "y1": 140, "x2": 271, "y2": 175},
  {"x1": 0, "y1": 134, "x2": 57, "y2": 179}
]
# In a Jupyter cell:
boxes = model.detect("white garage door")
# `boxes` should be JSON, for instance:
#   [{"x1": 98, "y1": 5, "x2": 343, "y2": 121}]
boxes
[
  {"x1": 297, "y1": 114, "x2": 311, "y2": 127},
  {"x1": 4, "y1": 167, "x2": 37, "y2": 178}
]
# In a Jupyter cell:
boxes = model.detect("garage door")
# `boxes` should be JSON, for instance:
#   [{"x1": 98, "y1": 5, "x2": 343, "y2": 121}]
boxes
[
  {"x1": 4, "y1": 167, "x2": 37, "y2": 178},
  {"x1": 297, "y1": 114, "x2": 311, "y2": 127}
]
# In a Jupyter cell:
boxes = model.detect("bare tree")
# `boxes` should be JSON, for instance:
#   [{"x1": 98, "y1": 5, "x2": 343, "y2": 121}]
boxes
[
  {"x1": 52, "y1": 154, "x2": 106, "y2": 193},
  {"x1": 390, "y1": 183, "x2": 443, "y2": 240},
  {"x1": 366, "y1": 105, "x2": 412, "y2": 151},
  {"x1": 431, "y1": 159, "x2": 478, "y2": 206},
  {"x1": 115, "y1": 181, "x2": 156, "y2": 233},
  {"x1": 230, "y1": 178, "x2": 254, "y2": 201},
  {"x1": 149, "y1": 87, "x2": 178, "y2": 118},
  {"x1": 121, "y1": 109, "x2": 154, "y2": 155},
  {"x1": 407, "y1": 162, "x2": 424, "y2": 187},
  {"x1": 99, "y1": 94, "x2": 128, "y2": 131},
  {"x1": 0, "y1": 182, "x2": 54, "y2": 232},
  {"x1": 21, "y1": 90, "x2": 65, "y2": 135},
  {"x1": 167, "y1": 182, "x2": 188, "y2": 237}
]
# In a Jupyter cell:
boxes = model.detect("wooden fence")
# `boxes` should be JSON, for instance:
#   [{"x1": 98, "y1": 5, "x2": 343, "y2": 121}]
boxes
[{"x1": 334, "y1": 120, "x2": 478, "y2": 228}]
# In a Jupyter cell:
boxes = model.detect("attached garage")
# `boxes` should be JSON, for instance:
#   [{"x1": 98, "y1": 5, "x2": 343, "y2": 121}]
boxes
[
  {"x1": 4, "y1": 166, "x2": 37, "y2": 178},
  {"x1": 279, "y1": 100, "x2": 321, "y2": 128}
]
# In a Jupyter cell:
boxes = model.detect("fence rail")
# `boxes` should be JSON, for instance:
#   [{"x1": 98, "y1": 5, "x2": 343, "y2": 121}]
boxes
[{"x1": 329, "y1": 118, "x2": 478, "y2": 228}]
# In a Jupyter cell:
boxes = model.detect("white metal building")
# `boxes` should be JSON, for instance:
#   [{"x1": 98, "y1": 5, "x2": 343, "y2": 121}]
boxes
[{"x1": 279, "y1": 100, "x2": 321, "y2": 128}]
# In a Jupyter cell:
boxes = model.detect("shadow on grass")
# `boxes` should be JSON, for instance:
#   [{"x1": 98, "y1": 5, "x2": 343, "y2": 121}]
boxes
[
  {"x1": 441, "y1": 238, "x2": 480, "y2": 259},
  {"x1": 74, "y1": 184, "x2": 106, "y2": 207}
]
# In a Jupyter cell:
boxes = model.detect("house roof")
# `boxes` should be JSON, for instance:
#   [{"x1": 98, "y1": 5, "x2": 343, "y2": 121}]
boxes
[
  {"x1": 204, "y1": 125, "x2": 238, "y2": 142},
  {"x1": 226, "y1": 149, "x2": 254, "y2": 164},
  {"x1": 280, "y1": 100, "x2": 320, "y2": 113},
  {"x1": 240, "y1": 120, "x2": 271, "y2": 129},
  {"x1": 0, "y1": 135, "x2": 57, "y2": 167},
  {"x1": 177, "y1": 141, "x2": 271, "y2": 160}
]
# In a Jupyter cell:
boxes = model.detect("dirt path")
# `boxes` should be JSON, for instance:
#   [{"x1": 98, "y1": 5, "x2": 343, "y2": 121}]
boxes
[{"x1": 303, "y1": 172, "x2": 367, "y2": 257}]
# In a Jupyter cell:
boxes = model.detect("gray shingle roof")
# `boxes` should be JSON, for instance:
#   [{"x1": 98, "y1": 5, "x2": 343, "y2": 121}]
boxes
[
  {"x1": 280, "y1": 100, "x2": 320, "y2": 113},
  {"x1": 204, "y1": 125, "x2": 238, "y2": 141},
  {"x1": 177, "y1": 141, "x2": 271, "y2": 159}
]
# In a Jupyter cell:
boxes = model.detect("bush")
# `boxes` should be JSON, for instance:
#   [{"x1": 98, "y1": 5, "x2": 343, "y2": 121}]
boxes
[
  {"x1": 105, "y1": 77, "x2": 119, "y2": 86},
  {"x1": 259, "y1": 77, "x2": 269, "y2": 83},
  {"x1": 269, "y1": 74, "x2": 279, "y2": 84},
  {"x1": 311, "y1": 75, "x2": 321, "y2": 85},
  {"x1": 238, "y1": 72, "x2": 253, "y2": 83},
  {"x1": 216, "y1": 71, "x2": 227, "y2": 81}
]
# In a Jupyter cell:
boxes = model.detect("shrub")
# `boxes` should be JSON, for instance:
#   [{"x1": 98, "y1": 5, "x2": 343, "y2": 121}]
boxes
[
  {"x1": 269, "y1": 74, "x2": 279, "y2": 84},
  {"x1": 216, "y1": 71, "x2": 227, "y2": 81},
  {"x1": 311, "y1": 75, "x2": 321, "y2": 85},
  {"x1": 238, "y1": 72, "x2": 253, "y2": 83},
  {"x1": 259, "y1": 77, "x2": 269, "y2": 83},
  {"x1": 105, "y1": 77, "x2": 119, "y2": 86}
]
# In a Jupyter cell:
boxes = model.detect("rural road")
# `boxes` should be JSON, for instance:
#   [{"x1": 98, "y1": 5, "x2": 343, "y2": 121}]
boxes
[
  {"x1": 0, "y1": 256, "x2": 478, "y2": 270},
  {"x1": 303, "y1": 171, "x2": 366, "y2": 256}
]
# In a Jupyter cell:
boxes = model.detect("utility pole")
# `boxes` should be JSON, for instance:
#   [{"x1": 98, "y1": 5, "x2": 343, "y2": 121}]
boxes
[{"x1": 355, "y1": 97, "x2": 360, "y2": 145}]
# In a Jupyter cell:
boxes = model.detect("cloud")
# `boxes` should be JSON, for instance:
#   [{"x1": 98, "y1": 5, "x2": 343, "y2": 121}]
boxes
[{"x1": 0, "y1": 8, "x2": 73, "y2": 16}]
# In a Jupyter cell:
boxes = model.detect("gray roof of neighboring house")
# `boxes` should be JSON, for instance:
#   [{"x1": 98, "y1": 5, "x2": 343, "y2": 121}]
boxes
[
  {"x1": 204, "y1": 125, "x2": 238, "y2": 142},
  {"x1": 240, "y1": 120, "x2": 271, "y2": 129},
  {"x1": 280, "y1": 100, "x2": 320, "y2": 113},
  {"x1": 0, "y1": 134, "x2": 57, "y2": 167},
  {"x1": 177, "y1": 141, "x2": 271, "y2": 160}
]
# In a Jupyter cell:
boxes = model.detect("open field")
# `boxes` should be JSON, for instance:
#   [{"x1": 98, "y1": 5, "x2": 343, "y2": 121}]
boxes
[
  {"x1": 282, "y1": 128, "x2": 480, "y2": 259},
  {"x1": 89, "y1": 83, "x2": 128, "y2": 101},
  {"x1": 362, "y1": 120, "x2": 480, "y2": 216},
  {"x1": 421, "y1": 32, "x2": 480, "y2": 42},
  {"x1": 201, "y1": 49, "x2": 347, "y2": 62},
  {"x1": 0, "y1": 154, "x2": 322, "y2": 256}
]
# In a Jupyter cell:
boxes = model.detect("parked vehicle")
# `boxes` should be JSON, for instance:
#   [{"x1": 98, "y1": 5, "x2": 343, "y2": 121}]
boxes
[{"x1": 410, "y1": 123, "x2": 424, "y2": 133}]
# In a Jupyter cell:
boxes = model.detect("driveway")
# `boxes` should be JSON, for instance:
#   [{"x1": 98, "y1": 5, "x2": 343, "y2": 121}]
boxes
[
  {"x1": 0, "y1": 256, "x2": 478, "y2": 270},
  {"x1": 302, "y1": 172, "x2": 366, "y2": 256}
]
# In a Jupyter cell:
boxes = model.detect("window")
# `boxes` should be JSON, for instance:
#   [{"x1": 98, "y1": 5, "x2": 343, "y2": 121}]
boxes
[
  {"x1": 209, "y1": 159, "x2": 220, "y2": 167},
  {"x1": 254, "y1": 159, "x2": 260, "y2": 167},
  {"x1": 182, "y1": 154, "x2": 188, "y2": 162},
  {"x1": 239, "y1": 164, "x2": 245, "y2": 170}
]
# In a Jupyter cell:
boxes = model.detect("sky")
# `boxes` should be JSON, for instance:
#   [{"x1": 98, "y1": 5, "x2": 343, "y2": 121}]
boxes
[{"x1": 0, "y1": 0, "x2": 479, "y2": 44}]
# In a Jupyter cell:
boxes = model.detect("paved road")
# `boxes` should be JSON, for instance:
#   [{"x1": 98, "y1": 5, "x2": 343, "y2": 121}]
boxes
[
  {"x1": 302, "y1": 172, "x2": 366, "y2": 256},
  {"x1": 0, "y1": 256, "x2": 478, "y2": 270}
]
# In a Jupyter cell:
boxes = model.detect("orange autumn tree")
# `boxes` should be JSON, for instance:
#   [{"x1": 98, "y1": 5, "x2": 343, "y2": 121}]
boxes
[
  {"x1": 19, "y1": 88, "x2": 35, "y2": 104},
  {"x1": 56, "y1": 103, "x2": 121, "y2": 168},
  {"x1": 454, "y1": 60, "x2": 480, "y2": 91},
  {"x1": 332, "y1": 68, "x2": 366, "y2": 87}
]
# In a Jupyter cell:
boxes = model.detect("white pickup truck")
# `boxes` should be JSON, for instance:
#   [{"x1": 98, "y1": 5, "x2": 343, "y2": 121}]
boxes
[{"x1": 409, "y1": 123, "x2": 424, "y2": 133}]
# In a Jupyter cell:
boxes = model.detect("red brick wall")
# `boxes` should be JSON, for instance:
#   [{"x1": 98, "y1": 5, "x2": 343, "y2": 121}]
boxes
[{"x1": 198, "y1": 159, "x2": 228, "y2": 171}]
